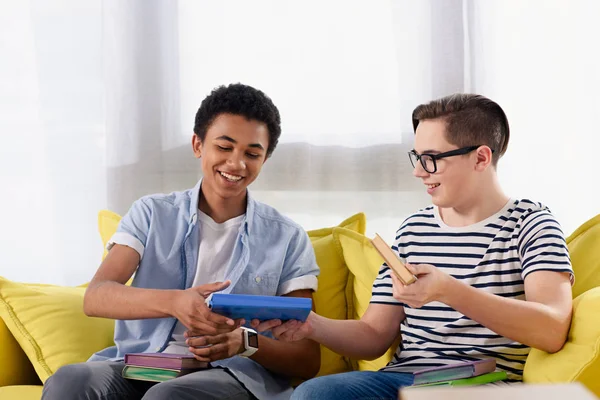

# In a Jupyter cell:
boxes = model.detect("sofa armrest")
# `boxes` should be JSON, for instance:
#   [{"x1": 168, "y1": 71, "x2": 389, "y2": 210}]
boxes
[
  {"x1": 523, "y1": 287, "x2": 600, "y2": 397},
  {"x1": 0, "y1": 317, "x2": 40, "y2": 387}
]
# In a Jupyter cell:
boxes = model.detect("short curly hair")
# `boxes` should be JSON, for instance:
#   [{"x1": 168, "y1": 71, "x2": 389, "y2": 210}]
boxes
[{"x1": 193, "y1": 83, "x2": 282, "y2": 158}]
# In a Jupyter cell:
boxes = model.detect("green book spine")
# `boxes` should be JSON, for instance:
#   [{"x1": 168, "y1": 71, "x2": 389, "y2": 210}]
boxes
[
  {"x1": 122, "y1": 365, "x2": 185, "y2": 383},
  {"x1": 411, "y1": 371, "x2": 508, "y2": 388}
]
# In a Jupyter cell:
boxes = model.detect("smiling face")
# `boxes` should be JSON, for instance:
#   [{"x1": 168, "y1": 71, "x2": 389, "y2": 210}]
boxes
[
  {"x1": 193, "y1": 113, "x2": 269, "y2": 204},
  {"x1": 412, "y1": 119, "x2": 483, "y2": 208}
]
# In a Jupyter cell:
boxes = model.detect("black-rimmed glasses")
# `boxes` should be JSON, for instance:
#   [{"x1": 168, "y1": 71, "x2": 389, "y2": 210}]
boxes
[{"x1": 408, "y1": 145, "x2": 491, "y2": 174}]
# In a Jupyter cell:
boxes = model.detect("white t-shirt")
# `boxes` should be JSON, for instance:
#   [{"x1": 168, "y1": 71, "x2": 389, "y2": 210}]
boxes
[{"x1": 163, "y1": 210, "x2": 245, "y2": 354}]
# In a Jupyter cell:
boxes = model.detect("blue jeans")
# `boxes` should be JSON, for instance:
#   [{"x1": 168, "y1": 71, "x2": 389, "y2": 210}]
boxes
[{"x1": 291, "y1": 371, "x2": 414, "y2": 400}]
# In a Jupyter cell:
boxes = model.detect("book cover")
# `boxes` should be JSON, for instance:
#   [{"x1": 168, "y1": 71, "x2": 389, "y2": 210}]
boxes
[
  {"x1": 412, "y1": 359, "x2": 496, "y2": 385},
  {"x1": 410, "y1": 371, "x2": 507, "y2": 388},
  {"x1": 371, "y1": 234, "x2": 417, "y2": 285},
  {"x1": 124, "y1": 353, "x2": 208, "y2": 370},
  {"x1": 122, "y1": 365, "x2": 197, "y2": 383},
  {"x1": 207, "y1": 293, "x2": 312, "y2": 322}
]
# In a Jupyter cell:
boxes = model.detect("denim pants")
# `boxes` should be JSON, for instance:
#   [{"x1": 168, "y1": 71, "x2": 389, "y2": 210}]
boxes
[{"x1": 291, "y1": 371, "x2": 414, "y2": 400}]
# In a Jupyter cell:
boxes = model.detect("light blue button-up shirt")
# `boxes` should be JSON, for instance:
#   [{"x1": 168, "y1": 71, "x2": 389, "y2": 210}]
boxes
[{"x1": 89, "y1": 179, "x2": 320, "y2": 399}]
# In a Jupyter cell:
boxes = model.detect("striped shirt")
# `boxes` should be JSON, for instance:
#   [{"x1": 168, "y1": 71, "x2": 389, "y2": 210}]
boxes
[{"x1": 370, "y1": 199, "x2": 573, "y2": 381}]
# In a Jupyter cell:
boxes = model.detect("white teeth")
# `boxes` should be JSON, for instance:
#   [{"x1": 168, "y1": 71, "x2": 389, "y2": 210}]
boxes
[
  {"x1": 220, "y1": 171, "x2": 242, "y2": 182},
  {"x1": 427, "y1": 183, "x2": 440, "y2": 189}
]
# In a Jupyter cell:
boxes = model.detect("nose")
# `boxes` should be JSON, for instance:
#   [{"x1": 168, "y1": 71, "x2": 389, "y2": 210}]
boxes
[
  {"x1": 412, "y1": 160, "x2": 428, "y2": 178},
  {"x1": 226, "y1": 151, "x2": 246, "y2": 170}
]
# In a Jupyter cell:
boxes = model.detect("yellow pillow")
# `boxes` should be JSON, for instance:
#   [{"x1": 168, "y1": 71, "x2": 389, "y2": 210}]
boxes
[
  {"x1": 566, "y1": 213, "x2": 600, "y2": 298},
  {"x1": 523, "y1": 287, "x2": 600, "y2": 396},
  {"x1": 308, "y1": 213, "x2": 366, "y2": 377},
  {"x1": 0, "y1": 385, "x2": 44, "y2": 399},
  {"x1": 333, "y1": 227, "x2": 401, "y2": 371},
  {"x1": 98, "y1": 210, "x2": 122, "y2": 261},
  {"x1": 0, "y1": 316, "x2": 39, "y2": 387},
  {"x1": 0, "y1": 278, "x2": 116, "y2": 383}
]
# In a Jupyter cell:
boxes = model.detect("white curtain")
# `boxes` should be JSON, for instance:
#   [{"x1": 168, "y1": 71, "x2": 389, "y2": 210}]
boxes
[{"x1": 1, "y1": 0, "x2": 598, "y2": 286}]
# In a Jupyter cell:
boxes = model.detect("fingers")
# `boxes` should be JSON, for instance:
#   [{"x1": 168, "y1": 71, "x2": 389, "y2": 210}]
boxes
[
  {"x1": 189, "y1": 343, "x2": 229, "y2": 362},
  {"x1": 186, "y1": 333, "x2": 224, "y2": 348},
  {"x1": 186, "y1": 334, "x2": 233, "y2": 362},
  {"x1": 185, "y1": 322, "x2": 243, "y2": 338},
  {"x1": 186, "y1": 319, "x2": 221, "y2": 336},
  {"x1": 251, "y1": 319, "x2": 282, "y2": 333},
  {"x1": 204, "y1": 309, "x2": 235, "y2": 326},
  {"x1": 271, "y1": 320, "x2": 304, "y2": 341},
  {"x1": 195, "y1": 280, "x2": 232, "y2": 298},
  {"x1": 406, "y1": 263, "x2": 432, "y2": 276}
]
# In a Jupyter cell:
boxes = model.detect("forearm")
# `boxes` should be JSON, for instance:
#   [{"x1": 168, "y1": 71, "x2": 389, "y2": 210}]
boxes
[
  {"x1": 444, "y1": 279, "x2": 571, "y2": 353},
  {"x1": 308, "y1": 313, "x2": 392, "y2": 360},
  {"x1": 84, "y1": 281, "x2": 177, "y2": 319},
  {"x1": 251, "y1": 335, "x2": 320, "y2": 379}
]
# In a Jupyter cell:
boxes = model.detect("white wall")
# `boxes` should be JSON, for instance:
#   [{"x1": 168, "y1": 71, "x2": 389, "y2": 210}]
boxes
[{"x1": 469, "y1": 0, "x2": 600, "y2": 235}]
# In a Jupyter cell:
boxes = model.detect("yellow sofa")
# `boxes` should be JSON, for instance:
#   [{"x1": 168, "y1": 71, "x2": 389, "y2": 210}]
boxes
[{"x1": 1, "y1": 212, "x2": 600, "y2": 399}]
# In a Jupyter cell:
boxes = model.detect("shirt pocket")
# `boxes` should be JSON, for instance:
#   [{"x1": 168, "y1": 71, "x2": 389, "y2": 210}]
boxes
[{"x1": 235, "y1": 272, "x2": 279, "y2": 295}]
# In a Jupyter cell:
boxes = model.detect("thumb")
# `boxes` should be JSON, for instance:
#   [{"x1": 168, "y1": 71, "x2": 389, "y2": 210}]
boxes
[
  {"x1": 405, "y1": 263, "x2": 429, "y2": 276},
  {"x1": 196, "y1": 280, "x2": 231, "y2": 297}
]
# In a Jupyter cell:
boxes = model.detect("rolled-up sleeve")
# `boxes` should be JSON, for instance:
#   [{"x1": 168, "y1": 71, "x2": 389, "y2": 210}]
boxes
[
  {"x1": 277, "y1": 229, "x2": 320, "y2": 296},
  {"x1": 107, "y1": 198, "x2": 152, "y2": 259}
]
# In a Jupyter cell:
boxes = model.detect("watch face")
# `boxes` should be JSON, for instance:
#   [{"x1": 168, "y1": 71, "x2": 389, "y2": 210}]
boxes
[{"x1": 248, "y1": 331, "x2": 259, "y2": 348}]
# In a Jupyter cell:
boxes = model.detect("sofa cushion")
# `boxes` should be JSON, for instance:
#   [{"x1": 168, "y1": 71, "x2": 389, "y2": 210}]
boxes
[
  {"x1": 0, "y1": 278, "x2": 115, "y2": 383},
  {"x1": 523, "y1": 287, "x2": 600, "y2": 396},
  {"x1": 333, "y1": 227, "x2": 400, "y2": 372},
  {"x1": 0, "y1": 385, "x2": 43, "y2": 400},
  {"x1": 0, "y1": 315, "x2": 39, "y2": 387},
  {"x1": 306, "y1": 213, "x2": 366, "y2": 377},
  {"x1": 98, "y1": 210, "x2": 122, "y2": 261},
  {"x1": 566, "y1": 213, "x2": 600, "y2": 298}
]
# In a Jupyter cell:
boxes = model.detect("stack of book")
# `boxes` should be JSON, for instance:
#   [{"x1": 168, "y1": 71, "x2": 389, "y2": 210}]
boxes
[
  {"x1": 122, "y1": 353, "x2": 208, "y2": 383},
  {"x1": 407, "y1": 359, "x2": 507, "y2": 388}
]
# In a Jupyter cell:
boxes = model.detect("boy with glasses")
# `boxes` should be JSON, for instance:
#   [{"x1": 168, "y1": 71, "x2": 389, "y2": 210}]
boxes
[{"x1": 265, "y1": 93, "x2": 574, "y2": 399}]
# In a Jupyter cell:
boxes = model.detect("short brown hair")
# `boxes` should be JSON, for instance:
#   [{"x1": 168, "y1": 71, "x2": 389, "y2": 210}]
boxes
[{"x1": 412, "y1": 94, "x2": 510, "y2": 165}]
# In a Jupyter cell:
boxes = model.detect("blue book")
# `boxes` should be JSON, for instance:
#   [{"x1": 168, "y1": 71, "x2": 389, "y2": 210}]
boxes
[{"x1": 206, "y1": 293, "x2": 312, "y2": 322}]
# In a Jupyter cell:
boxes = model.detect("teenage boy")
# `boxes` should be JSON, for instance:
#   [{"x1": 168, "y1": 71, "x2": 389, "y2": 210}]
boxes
[
  {"x1": 42, "y1": 83, "x2": 320, "y2": 400},
  {"x1": 267, "y1": 93, "x2": 573, "y2": 400}
]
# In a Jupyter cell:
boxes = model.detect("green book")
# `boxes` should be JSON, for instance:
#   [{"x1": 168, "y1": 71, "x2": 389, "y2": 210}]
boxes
[
  {"x1": 122, "y1": 365, "x2": 195, "y2": 383},
  {"x1": 411, "y1": 371, "x2": 508, "y2": 388}
]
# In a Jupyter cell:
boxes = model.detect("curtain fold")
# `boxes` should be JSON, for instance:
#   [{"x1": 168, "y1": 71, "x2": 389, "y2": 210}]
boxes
[{"x1": 1, "y1": 0, "x2": 597, "y2": 285}]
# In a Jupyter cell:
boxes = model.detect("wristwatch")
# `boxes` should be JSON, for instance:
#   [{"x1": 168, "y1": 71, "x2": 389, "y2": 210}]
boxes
[{"x1": 239, "y1": 327, "x2": 259, "y2": 357}]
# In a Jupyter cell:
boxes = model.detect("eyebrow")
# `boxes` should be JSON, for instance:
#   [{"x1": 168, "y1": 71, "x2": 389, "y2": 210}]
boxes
[
  {"x1": 215, "y1": 135, "x2": 265, "y2": 150},
  {"x1": 412, "y1": 148, "x2": 442, "y2": 155}
]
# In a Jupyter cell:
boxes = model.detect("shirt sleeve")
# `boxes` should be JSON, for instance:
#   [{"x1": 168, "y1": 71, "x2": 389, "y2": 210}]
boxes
[
  {"x1": 518, "y1": 209, "x2": 574, "y2": 283},
  {"x1": 107, "y1": 198, "x2": 152, "y2": 259},
  {"x1": 277, "y1": 228, "x2": 320, "y2": 296}
]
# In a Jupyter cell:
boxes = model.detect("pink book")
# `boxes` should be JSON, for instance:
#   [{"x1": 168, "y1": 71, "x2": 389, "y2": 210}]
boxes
[
  {"x1": 124, "y1": 353, "x2": 208, "y2": 370},
  {"x1": 412, "y1": 358, "x2": 496, "y2": 386}
]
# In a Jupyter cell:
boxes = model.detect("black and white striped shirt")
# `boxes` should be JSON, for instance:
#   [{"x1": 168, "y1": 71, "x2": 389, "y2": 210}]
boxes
[{"x1": 371, "y1": 199, "x2": 573, "y2": 381}]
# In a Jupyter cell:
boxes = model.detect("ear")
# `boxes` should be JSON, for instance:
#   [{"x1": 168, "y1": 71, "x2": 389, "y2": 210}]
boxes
[
  {"x1": 192, "y1": 134, "x2": 203, "y2": 158},
  {"x1": 474, "y1": 145, "x2": 493, "y2": 171}
]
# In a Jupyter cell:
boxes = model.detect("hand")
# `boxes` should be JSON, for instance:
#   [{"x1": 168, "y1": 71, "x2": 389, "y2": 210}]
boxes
[
  {"x1": 249, "y1": 318, "x2": 282, "y2": 333},
  {"x1": 391, "y1": 264, "x2": 455, "y2": 308},
  {"x1": 185, "y1": 318, "x2": 246, "y2": 339},
  {"x1": 268, "y1": 312, "x2": 315, "y2": 342},
  {"x1": 172, "y1": 281, "x2": 235, "y2": 335},
  {"x1": 186, "y1": 328, "x2": 245, "y2": 362}
]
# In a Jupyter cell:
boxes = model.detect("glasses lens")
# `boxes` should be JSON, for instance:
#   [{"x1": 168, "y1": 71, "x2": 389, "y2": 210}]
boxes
[
  {"x1": 408, "y1": 152, "x2": 418, "y2": 168},
  {"x1": 421, "y1": 155, "x2": 436, "y2": 173}
]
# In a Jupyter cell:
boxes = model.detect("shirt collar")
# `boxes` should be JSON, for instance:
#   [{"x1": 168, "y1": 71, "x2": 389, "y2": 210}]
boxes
[{"x1": 189, "y1": 178, "x2": 255, "y2": 234}]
